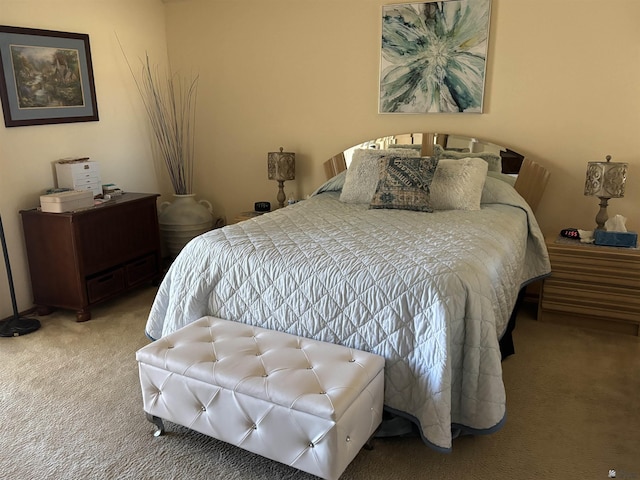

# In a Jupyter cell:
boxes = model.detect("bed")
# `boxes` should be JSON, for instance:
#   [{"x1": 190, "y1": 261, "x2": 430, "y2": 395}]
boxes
[{"x1": 145, "y1": 134, "x2": 551, "y2": 452}]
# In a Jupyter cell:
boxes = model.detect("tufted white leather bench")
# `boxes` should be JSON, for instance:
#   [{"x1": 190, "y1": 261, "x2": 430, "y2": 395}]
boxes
[{"x1": 136, "y1": 316, "x2": 385, "y2": 480}]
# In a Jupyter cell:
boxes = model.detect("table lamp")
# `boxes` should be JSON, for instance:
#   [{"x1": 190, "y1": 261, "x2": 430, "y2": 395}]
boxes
[
  {"x1": 584, "y1": 155, "x2": 628, "y2": 230},
  {"x1": 268, "y1": 147, "x2": 295, "y2": 208}
]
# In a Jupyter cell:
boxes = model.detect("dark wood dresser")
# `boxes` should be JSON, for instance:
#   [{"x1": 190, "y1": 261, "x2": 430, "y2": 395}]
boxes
[{"x1": 20, "y1": 193, "x2": 161, "y2": 322}]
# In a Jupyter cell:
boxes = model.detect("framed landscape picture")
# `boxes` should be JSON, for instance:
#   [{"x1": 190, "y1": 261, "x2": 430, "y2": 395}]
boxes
[
  {"x1": 379, "y1": 0, "x2": 491, "y2": 114},
  {"x1": 0, "y1": 25, "x2": 99, "y2": 127}
]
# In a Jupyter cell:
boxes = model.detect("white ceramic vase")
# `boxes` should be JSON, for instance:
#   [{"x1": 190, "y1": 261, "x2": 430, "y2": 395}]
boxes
[{"x1": 158, "y1": 194, "x2": 214, "y2": 258}]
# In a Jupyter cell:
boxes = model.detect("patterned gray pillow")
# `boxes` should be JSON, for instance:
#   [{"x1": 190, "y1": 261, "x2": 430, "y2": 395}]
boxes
[
  {"x1": 433, "y1": 144, "x2": 502, "y2": 172},
  {"x1": 369, "y1": 156, "x2": 439, "y2": 212}
]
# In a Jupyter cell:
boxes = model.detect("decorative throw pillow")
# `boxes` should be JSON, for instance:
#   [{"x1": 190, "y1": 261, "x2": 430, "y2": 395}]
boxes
[
  {"x1": 369, "y1": 156, "x2": 439, "y2": 212},
  {"x1": 430, "y1": 158, "x2": 489, "y2": 211},
  {"x1": 433, "y1": 144, "x2": 502, "y2": 172},
  {"x1": 340, "y1": 148, "x2": 421, "y2": 204},
  {"x1": 310, "y1": 170, "x2": 346, "y2": 196}
]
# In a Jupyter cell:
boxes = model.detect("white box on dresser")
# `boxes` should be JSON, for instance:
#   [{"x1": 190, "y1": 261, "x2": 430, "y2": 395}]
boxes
[
  {"x1": 55, "y1": 159, "x2": 102, "y2": 197},
  {"x1": 39, "y1": 190, "x2": 94, "y2": 213},
  {"x1": 137, "y1": 316, "x2": 385, "y2": 480}
]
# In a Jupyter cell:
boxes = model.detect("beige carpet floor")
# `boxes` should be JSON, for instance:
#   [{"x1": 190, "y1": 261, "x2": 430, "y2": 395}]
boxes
[{"x1": 1, "y1": 286, "x2": 638, "y2": 480}]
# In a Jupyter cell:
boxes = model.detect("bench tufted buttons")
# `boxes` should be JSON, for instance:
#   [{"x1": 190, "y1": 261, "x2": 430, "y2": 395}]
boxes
[
  {"x1": 319, "y1": 391, "x2": 326, "y2": 395},
  {"x1": 262, "y1": 373, "x2": 268, "y2": 377},
  {"x1": 201, "y1": 406, "x2": 206, "y2": 411},
  {"x1": 252, "y1": 424, "x2": 257, "y2": 430},
  {"x1": 308, "y1": 442, "x2": 314, "y2": 448},
  {"x1": 346, "y1": 436, "x2": 351, "y2": 443},
  {"x1": 306, "y1": 366, "x2": 313, "y2": 370},
  {"x1": 349, "y1": 359, "x2": 355, "y2": 363}
]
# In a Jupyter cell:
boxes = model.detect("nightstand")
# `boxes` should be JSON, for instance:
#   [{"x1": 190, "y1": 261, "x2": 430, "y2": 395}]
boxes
[
  {"x1": 233, "y1": 211, "x2": 268, "y2": 224},
  {"x1": 538, "y1": 236, "x2": 640, "y2": 335}
]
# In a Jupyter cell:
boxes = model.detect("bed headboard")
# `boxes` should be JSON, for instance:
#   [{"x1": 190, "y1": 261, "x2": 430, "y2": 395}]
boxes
[
  {"x1": 322, "y1": 133, "x2": 550, "y2": 213},
  {"x1": 513, "y1": 158, "x2": 550, "y2": 212}
]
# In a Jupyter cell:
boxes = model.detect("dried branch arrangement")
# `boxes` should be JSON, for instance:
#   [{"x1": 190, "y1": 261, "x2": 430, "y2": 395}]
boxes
[{"x1": 121, "y1": 45, "x2": 198, "y2": 194}]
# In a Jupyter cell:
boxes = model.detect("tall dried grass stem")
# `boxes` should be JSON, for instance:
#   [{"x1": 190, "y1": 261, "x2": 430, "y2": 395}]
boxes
[{"x1": 119, "y1": 42, "x2": 198, "y2": 195}]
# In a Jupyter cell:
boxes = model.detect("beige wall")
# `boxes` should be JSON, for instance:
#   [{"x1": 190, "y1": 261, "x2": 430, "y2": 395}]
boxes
[
  {"x1": 1, "y1": 0, "x2": 639, "y2": 319},
  {"x1": 164, "y1": 0, "x2": 638, "y2": 236},
  {"x1": 0, "y1": 0, "x2": 167, "y2": 318}
]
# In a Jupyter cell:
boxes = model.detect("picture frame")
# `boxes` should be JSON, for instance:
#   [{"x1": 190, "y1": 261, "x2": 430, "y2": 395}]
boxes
[
  {"x1": 379, "y1": 0, "x2": 491, "y2": 114},
  {"x1": 0, "y1": 25, "x2": 98, "y2": 127}
]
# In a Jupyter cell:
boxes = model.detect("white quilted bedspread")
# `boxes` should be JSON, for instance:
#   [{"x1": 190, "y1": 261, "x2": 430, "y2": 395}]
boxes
[{"x1": 146, "y1": 177, "x2": 550, "y2": 451}]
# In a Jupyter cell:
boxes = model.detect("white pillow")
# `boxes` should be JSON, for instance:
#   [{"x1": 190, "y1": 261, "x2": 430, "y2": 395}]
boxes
[
  {"x1": 430, "y1": 158, "x2": 488, "y2": 211},
  {"x1": 340, "y1": 148, "x2": 421, "y2": 204},
  {"x1": 433, "y1": 144, "x2": 502, "y2": 172}
]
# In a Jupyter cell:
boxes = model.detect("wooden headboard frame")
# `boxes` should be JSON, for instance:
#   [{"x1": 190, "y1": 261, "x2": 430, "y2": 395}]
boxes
[
  {"x1": 513, "y1": 158, "x2": 550, "y2": 212},
  {"x1": 322, "y1": 154, "x2": 550, "y2": 213}
]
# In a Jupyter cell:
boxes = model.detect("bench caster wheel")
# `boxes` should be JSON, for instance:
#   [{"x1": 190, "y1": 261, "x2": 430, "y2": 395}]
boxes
[{"x1": 364, "y1": 433, "x2": 375, "y2": 450}]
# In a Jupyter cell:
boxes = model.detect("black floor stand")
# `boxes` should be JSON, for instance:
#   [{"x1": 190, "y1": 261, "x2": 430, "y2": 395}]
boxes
[{"x1": 0, "y1": 214, "x2": 40, "y2": 337}]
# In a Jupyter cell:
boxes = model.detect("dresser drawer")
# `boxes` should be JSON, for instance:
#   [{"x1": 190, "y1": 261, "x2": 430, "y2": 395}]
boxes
[
  {"x1": 56, "y1": 161, "x2": 100, "y2": 182},
  {"x1": 72, "y1": 182, "x2": 102, "y2": 197},
  {"x1": 546, "y1": 266, "x2": 639, "y2": 290},
  {"x1": 58, "y1": 160, "x2": 100, "y2": 175},
  {"x1": 72, "y1": 175, "x2": 100, "y2": 186},
  {"x1": 87, "y1": 268, "x2": 125, "y2": 303},
  {"x1": 548, "y1": 250, "x2": 639, "y2": 290},
  {"x1": 541, "y1": 279, "x2": 640, "y2": 323},
  {"x1": 126, "y1": 254, "x2": 158, "y2": 286}
]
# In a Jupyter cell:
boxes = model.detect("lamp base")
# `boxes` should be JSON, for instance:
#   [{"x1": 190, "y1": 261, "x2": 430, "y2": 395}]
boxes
[
  {"x1": 276, "y1": 180, "x2": 286, "y2": 209},
  {"x1": 594, "y1": 196, "x2": 610, "y2": 230},
  {"x1": 0, "y1": 316, "x2": 41, "y2": 337}
]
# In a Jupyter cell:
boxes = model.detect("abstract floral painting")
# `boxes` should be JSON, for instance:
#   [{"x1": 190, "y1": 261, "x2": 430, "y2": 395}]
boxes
[{"x1": 379, "y1": 0, "x2": 491, "y2": 114}]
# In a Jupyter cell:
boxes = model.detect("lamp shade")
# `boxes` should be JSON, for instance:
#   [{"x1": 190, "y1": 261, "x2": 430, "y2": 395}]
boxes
[
  {"x1": 584, "y1": 155, "x2": 627, "y2": 198},
  {"x1": 268, "y1": 147, "x2": 295, "y2": 181}
]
